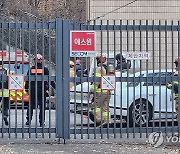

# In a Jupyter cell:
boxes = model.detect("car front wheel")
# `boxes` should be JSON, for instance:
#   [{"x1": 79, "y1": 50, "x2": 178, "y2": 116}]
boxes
[{"x1": 129, "y1": 99, "x2": 153, "y2": 127}]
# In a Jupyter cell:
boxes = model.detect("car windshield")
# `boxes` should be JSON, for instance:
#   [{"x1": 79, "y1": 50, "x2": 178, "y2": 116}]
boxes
[
  {"x1": 143, "y1": 71, "x2": 174, "y2": 86},
  {"x1": 128, "y1": 71, "x2": 174, "y2": 87},
  {"x1": 3, "y1": 63, "x2": 29, "y2": 74}
]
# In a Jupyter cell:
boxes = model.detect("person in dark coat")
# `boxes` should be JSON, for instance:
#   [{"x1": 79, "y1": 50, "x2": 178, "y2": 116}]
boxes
[
  {"x1": 25, "y1": 54, "x2": 49, "y2": 127},
  {"x1": 0, "y1": 62, "x2": 10, "y2": 126},
  {"x1": 115, "y1": 53, "x2": 131, "y2": 71}
]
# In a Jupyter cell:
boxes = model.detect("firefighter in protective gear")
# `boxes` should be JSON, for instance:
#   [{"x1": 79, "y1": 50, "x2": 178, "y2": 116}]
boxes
[
  {"x1": 25, "y1": 54, "x2": 50, "y2": 127},
  {"x1": 69, "y1": 61, "x2": 75, "y2": 89},
  {"x1": 0, "y1": 62, "x2": 10, "y2": 126},
  {"x1": 90, "y1": 54, "x2": 113, "y2": 126},
  {"x1": 167, "y1": 57, "x2": 179, "y2": 124}
]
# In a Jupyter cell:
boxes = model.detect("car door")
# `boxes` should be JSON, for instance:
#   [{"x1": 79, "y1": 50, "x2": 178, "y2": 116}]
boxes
[{"x1": 143, "y1": 72, "x2": 175, "y2": 116}]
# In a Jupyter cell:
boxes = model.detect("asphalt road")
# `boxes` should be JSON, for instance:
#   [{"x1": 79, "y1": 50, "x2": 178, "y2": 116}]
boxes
[{"x1": 0, "y1": 109, "x2": 178, "y2": 128}]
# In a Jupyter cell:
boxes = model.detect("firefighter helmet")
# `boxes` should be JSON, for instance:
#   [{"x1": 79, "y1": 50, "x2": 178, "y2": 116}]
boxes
[
  {"x1": 36, "y1": 54, "x2": 43, "y2": 60},
  {"x1": 76, "y1": 59, "x2": 81, "y2": 64},
  {"x1": 69, "y1": 61, "x2": 74, "y2": 67},
  {"x1": 96, "y1": 53, "x2": 107, "y2": 63}
]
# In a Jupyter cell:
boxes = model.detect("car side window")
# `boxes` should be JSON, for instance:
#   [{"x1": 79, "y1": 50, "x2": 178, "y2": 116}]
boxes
[
  {"x1": 143, "y1": 72, "x2": 173, "y2": 86},
  {"x1": 128, "y1": 74, "x2": 144, "y2": 87}
]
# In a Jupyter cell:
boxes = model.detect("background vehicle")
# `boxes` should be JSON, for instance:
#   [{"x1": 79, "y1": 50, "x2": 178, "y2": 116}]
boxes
[
  {"x1": 0, "y1": 50, "x2": 30, "y2": 107},
  {"x1": 70, "y1": 69, "x2": 175, "y2": 127}
]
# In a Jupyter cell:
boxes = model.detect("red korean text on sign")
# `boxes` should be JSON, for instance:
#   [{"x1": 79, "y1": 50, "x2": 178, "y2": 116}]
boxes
[{"x1": 71, "y1": 31, "x2": 95, "y2": 52}]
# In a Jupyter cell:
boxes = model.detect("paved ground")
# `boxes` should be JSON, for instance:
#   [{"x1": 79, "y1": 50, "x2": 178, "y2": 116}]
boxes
[
  {"x1": 0, "y1": 138, "x2": 179, "y2": 154},
  {"x1": 0, "y1": 110, "x2": 92, "y2": 128}
]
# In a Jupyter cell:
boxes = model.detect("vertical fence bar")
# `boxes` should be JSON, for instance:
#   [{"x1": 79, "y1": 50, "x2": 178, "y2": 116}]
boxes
[
  {"x1": 35, "y1": 18, "x2": 38, "y2": 138},
  {"x1": 56, "y1": 18, "x2": 63, "y2": 139},
  {"x1": 113, "y1": 19, "x2": 116, "y2": 139},
  {"x1": 145, "y1": 20, "x2": 149, "y2": 138},
  {"x1": 100, "y1": 20, "x2": 103, "y2": 139},
  {"x1": 8, "y1": 18, "x2": 11, "y2": 139},
  {"x1": 48, "y1": 19, "x2": 52, "y2": 139},
  {"x1": 120, "y1": 20, "x2": 123, "y2": 138},
  {"x1": 15, "y1": 18, "x2": 18, "y2": 138},
  {"x1": 21, "y1": 20, "x2": 25, "y2": 138},
  {"x1": 79, "y1": 23, "x2": 83, "y2": 140},
  {"x1": 93, "y1": 20, "x2": 97, "y2": 139},
  {"x1": 86, "y1": 22, "x2": 90, "y2": 139},
  {"x1": 107, "y1": 20, "x2": 110, "y2": 139},
  {"x1": 165, "y1": 20, "x2": 168, "y2": 136},
  {"x1": 1, "y1": 17, "x2": 4, "y2": 138},
  {"x1": 132, "y1": 20, "x2": 136, "y2": 138},
  {"x1": 99, "y1": 20, "x2": 103, "y2": 137},
  {"x1": 42, "y1": 19, "x2": 45, "y2": 137},
  {"x1": 152, "y1": 20, "x2": 155, "y2": 133},
  {"x1": 28, "y1": 18, "x2": 32, "y2": 138},
  {"x1": 71, "y1": 23, "x2": 77, "y2": 139},
  {"x1": 126, "y1": 20, "x2": 129, "y2": 138},
  {"x1": 178, "y1": 21, "x2": 180, "y2": 135},
  {"x1": 171, "y1": 20, "x2": 175, "y2": 136},
  {"x1": 139, "y1": 20, "x2": 142, "y2": 138},
  {"x1": 159, "y1": 20, "x2": 162, "y2": 133}
]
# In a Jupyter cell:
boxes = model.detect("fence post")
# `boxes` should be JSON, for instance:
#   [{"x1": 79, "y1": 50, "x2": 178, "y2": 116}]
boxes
[
  {"x1": 56, "y1": 18, "x2": 70, "y2": 139},
  {"x1": 62, "y1": 19, "x2": 70, "y2": 139}
]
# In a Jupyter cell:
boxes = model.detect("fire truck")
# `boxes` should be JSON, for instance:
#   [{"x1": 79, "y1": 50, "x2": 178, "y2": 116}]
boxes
[{"x1": 0, "y1": 50, "x2": 30, "y2": 105}]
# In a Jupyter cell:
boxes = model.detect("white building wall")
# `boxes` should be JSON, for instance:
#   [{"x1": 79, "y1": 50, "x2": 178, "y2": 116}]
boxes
[
  {"x1": 86, "y1": 0, "x2": 180, "y2": 70},
  {"x1": 87, "y1": 0, "x2": 180, "y2": 21}
]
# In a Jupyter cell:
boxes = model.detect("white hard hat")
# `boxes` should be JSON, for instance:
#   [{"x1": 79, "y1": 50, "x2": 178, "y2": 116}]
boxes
[{"x1": 36, "y1": 54, "x2": 43, "y2": 60}]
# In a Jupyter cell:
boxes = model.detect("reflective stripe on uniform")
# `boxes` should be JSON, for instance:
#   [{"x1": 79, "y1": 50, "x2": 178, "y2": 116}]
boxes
[
  {"x1": 95, "y1": 73, "x2": 101, "y2": 77},
  {"x1": 103, "y1": 111, "x2": 108, "y2": 117},
  {"x1": 173, "y1": 81, "x2": 179, "y2": 85},
  {"x1": 92, "y1": 107, "x2": 101, "y2": 113},
  {"x1": 10, "y1": 90, "x2": 28, "y2": 101},
  {"x1": 31, "y1": 68, "x2": 43, "y2": 74},
  {"x1": 167, "y1": 83, "x2": 172, "y2": 89},
  {"x1": 90, "y1": 84, "x2": 107, "y2": 93},
  {"x1": 91, "y1": 65, "x2": 107, "y2": 93},
  {"x1": 175, "y1": 94, "x2": 179, "y2": 100}
]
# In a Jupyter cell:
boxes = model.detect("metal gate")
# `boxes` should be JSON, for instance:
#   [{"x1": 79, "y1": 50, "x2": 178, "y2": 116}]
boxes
[
  {"x1": 0, "y1": 19, "x2": 179, "y2": 140},
  {"x1": 58, "y1": 19, "x2": 180, "y2": 139}
]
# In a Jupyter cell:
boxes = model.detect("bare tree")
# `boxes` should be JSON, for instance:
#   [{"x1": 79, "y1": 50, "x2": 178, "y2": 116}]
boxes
[{"x1": 0, "y1": 0, "x2": 5, "y2": 8}]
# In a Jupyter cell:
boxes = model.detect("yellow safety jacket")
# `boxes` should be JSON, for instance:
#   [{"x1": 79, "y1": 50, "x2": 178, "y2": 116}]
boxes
[
  {"x1": 167, "y1": 80, "x2": 179, "y2": 101},
  {"x1": 0, "y1": 89, "x2": 9, "y2": 97},
  {"x1": 90, "y1": 65, "x2": 107, "y2": 93}
]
